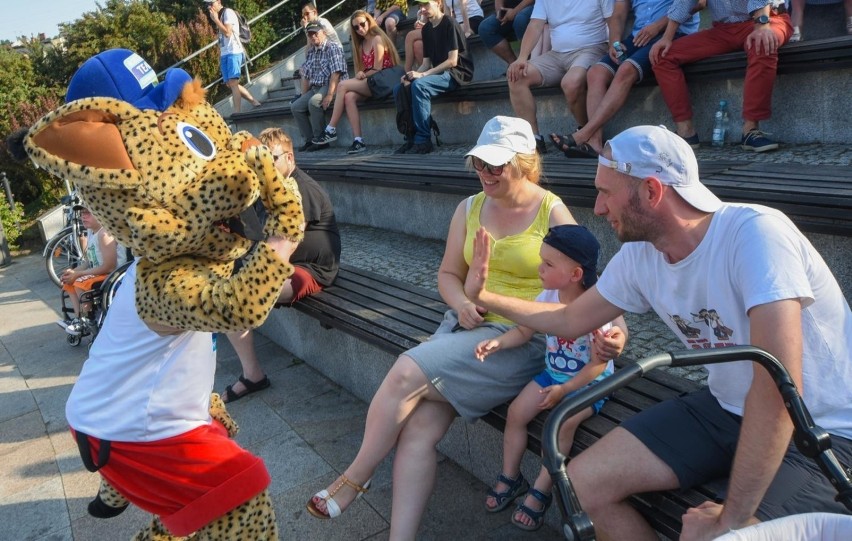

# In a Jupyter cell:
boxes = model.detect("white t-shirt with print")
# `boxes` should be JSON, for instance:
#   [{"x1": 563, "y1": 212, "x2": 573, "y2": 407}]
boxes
[
  {"x1": 66, "y1": 260, "x2": 217, "y2": 442},
  {"x1": 531, "y1": 0, "x2": 613, "y2": 53},
  {"x1": 596, "y1": 203, "x2": 852, "y2": 439},
  {"x1": 219, "y1": 8, "x2": 244, "y2": 56}
]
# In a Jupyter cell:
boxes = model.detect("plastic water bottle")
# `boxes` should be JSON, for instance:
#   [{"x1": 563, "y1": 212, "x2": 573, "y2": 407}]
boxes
[
  {"x1": 711, "y1": 100, "x2": 729, "y2": 147},
  {"x1": 613, "y1": 41, "x2": 625, "y2": 60}
]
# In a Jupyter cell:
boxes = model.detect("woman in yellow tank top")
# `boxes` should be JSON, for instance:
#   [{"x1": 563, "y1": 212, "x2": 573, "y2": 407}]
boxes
[{"x1": 306, "y1": 117, "x2": 576, "y2": 535}]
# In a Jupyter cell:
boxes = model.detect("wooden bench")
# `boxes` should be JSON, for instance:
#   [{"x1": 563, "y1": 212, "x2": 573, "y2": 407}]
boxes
[
  {"x1": 298, "y1": 153, "x2": 852, "y2": 237},
  {"x1": 293, "y1": 263, "x2": 714, "y2": 540}
]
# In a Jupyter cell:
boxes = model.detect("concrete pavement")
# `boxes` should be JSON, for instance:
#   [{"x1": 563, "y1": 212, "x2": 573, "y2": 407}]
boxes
[{"x1": 0, "y1": 251, "x2": 564, "y2": 540}]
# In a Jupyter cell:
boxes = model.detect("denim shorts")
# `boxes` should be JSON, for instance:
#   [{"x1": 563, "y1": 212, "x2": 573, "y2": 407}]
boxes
[
  {"x1": 220, "y1": 53, "x2": 243, "y2": 82},
  {"x1": 533, "y1": 370, "x2": 609, "y2": 414},
  {"x1": 595, "y1": 33, "x2": 686, "y2": 84}
]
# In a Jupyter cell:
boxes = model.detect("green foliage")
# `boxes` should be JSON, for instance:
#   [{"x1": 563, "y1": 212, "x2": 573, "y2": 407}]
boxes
[{"x1": 0, "y1": 189, "x2": 25, "y2": 249}]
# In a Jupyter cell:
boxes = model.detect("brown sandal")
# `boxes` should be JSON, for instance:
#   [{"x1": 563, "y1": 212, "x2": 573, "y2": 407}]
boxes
[{"x1": 306, "y1": 475, "x2": 372, "y2": 519}]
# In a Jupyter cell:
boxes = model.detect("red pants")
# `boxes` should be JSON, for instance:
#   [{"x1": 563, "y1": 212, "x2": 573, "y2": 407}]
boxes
[{"x1": 653, "y1": 14, "x2": 792, "y2": 123}]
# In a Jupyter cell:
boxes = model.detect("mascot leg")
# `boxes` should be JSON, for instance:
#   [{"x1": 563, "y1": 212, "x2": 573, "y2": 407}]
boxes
[
  {"x1": 88, "y1": 477, "x2": 130, "y2": 518},
  {"x1": 208, "y1": 392, "x2": 239, "y2": 438},
  {"x1": 132, "y1": 516, "x2": 191, "y2": 541},
  {"x1": 132, "y1": 490, "x2": 277, "y2": 540},
  {"x1": 194, "y1": 489, "x2": 278, "y2": 540}
]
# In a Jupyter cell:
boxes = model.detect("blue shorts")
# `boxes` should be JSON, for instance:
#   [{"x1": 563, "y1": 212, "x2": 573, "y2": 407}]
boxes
[
  {"x1": 595, "y1": 33, "x2": 686, "y2": 84},
  {"x1": 220, "y1": 53, "x2": 244, "y2": 82},
  {"x1": 382, "y1": 10, "x2": 404, "y2": 27},
  {"x1": 621, "y1": 388, "x2": 852, "y2": 520},
  {"x1": 533, "y1": 371, "x2": 608, "y2": 414}
]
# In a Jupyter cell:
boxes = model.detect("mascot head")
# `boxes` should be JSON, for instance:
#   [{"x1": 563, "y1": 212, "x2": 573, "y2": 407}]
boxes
[{"x1": 15, "y1": 49, "x2": 304, "y2": 331}]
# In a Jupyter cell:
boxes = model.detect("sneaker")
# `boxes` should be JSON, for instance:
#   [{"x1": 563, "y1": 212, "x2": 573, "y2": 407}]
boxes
[
  {"x1": 312, "y1": 129, "x2": 337, "y2": 145},
  {"x1": 65, "y1": 318, "x2": 84, "y2": 336},
  {"x1": 411, "y1": 140, "x2": 433, "y2": 154},
  {"x1": 682, "y1": 133, "x2": 700, "y2": 149},
  {"x1": 347, "y1": 140, "x2": 367, "y2": 154},
  {"x1": 297, "y1": 140, "x2": 313, "y2": 152},
  {"x1": 535, "y1": 138, "x2": 547, "y2": 155},
  {"x1": 395, "y1": 140, "x2": 414, "y2": 154},
  {"x1": 741, "y1": 129, "x2": 779, "y2": 152},
  {"x1": 306, "y1": 142, "x2": 329, "y2": 152},
  {"x1": 789, "y1": 27, "x2": 802, "y2": 43}
]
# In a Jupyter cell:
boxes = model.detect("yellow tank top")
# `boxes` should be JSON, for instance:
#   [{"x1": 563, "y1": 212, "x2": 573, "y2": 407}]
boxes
[{"x1": 463, "y1": 191, "x2": 564, "y2": 325}]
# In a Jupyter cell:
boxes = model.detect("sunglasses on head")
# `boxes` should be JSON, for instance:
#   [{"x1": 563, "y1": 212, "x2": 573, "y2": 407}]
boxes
[
  {"x1": 352, "y1": 20, "x2": 368, "y2": 29},
  {"x1": 471, "y1": 156, "x2": 506, "y2": 175}
]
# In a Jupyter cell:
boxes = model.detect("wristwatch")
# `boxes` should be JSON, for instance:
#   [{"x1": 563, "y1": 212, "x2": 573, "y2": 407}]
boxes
[{"x1": 753, "y1": 14, "x2": 770, "y2": 24}]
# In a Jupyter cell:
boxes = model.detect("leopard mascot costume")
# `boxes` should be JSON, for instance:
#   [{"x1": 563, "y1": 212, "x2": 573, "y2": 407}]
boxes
[{"x1": 10, "y1": 49, "x2": 303, "y2": 540}]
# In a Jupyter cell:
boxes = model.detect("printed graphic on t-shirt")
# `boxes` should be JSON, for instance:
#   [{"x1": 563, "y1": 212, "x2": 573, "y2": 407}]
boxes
[
  {"x1": 669, "y1": 307, "x2": 735, "y2": 349},
  {"x1": 546, "y1": 335, "x2": 591, "y2": 376}
]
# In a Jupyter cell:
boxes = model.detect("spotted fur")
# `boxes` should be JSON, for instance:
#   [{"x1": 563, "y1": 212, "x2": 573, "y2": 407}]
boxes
[
  {"x1": 132, "y1": 490, "x2": 277, "y2": 540},
  {"x1": 22, "y1": 79, "x2": 304, "y2": 331}
]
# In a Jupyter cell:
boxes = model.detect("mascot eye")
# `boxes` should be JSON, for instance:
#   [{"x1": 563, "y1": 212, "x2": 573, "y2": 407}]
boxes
[{"x1": 176, "y1": 122, "x2": 216, "y2": 160}]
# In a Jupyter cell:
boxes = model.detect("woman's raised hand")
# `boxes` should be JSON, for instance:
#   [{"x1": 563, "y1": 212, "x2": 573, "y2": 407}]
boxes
[{"x1": 464, "y1": 227, "x2": 491, "y2": 303}]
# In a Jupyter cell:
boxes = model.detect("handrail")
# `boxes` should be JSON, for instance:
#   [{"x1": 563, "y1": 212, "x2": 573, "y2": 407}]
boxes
[{"x1": 156, "y1": 0, "x2": 351, "y2": 92}]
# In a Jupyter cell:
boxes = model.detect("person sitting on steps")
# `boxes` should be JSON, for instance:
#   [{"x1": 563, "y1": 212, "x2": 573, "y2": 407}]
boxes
[
  {"x1": 480, "y1": 224, "x2": 627, "y2": 532},
  {"x1": 393, "y1": 0, "x2": 474, "y2": 155},
  {"x1": 222, "y1": 127, "x2": 341, "y2": 402},
  {"x1": 310, "y1": 10, "x2": 401, "y2": 154},
  {"x1": 305, "y1": 116, "x2": 576, "y2": 538}
]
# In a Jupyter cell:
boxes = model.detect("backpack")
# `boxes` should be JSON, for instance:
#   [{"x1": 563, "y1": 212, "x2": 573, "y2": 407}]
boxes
[
  {"x1": 220, "y1": 8, "x2": 251, "y2": 44},
  {"x1": 394, "y1": 84, "x2": 441, "y2": 146}
]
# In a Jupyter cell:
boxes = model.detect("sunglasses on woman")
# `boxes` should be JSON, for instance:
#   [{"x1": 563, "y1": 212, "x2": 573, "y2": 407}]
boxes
[
  {"x1": 352, "y1": 20, "x2": 368, "y2": 29},
  {"x1": 471, "y1": 156, "x2": 506, "y2": 176}
]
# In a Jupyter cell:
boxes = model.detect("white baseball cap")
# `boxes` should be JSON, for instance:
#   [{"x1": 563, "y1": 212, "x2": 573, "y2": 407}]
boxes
[
  {"x1": 466, "y1": 116, "x2": 537, "y2": 165},
  {"x1": 601, "y1": 125, "x2": 722, "y2": 213}
]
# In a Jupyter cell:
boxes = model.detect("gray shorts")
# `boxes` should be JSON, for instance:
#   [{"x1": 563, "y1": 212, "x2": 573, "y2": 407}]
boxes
[
  {"x1": 406, "y1": 310, "x2": 545, "y2": 422},
  {"x1": 622, "y1": 388, "x2": 852, "y2": 520},
  {"x1": 528, "y1": 44, "x2": 608, "y2": 87}
]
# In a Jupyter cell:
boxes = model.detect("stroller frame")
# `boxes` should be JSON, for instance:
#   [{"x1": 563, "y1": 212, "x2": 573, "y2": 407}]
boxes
[{"x1": 541, "y1": 345, "x2": 852, "y2": 540}]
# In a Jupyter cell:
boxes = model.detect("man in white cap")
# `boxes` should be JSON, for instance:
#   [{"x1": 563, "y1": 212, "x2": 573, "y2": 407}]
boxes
[{"x1": 464, "y1": 124, "x2": 852, "y2": 540}]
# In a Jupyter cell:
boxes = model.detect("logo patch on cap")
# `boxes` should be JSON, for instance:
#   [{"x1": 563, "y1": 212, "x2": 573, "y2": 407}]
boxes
[{"x1": 124, "y1": 53, "x2": 157, "y2": 90}]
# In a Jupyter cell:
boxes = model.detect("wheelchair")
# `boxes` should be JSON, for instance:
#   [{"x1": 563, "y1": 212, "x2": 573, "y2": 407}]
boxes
[{"x1": 59, "y1": 260, "x2": 133, "y2": 347}]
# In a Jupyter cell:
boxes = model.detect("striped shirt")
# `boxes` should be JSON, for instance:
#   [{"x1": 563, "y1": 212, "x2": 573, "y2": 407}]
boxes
[
  {"x1": 668, "y1": 0, "x2": 782, "y2": 24},
  {"x1": 301, "y1": 39, "x2": 349, "y2": 87}
]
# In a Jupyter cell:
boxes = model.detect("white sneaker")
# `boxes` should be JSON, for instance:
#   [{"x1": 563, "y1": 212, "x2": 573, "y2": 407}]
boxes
[{"x1": 65, "y1": 318, "x2": 84, "y2": 336}]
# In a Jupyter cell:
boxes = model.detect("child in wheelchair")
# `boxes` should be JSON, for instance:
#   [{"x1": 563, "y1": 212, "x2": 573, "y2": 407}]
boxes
[{"x1": 56, "y1": 206, "x2": 118, "y2": 339}]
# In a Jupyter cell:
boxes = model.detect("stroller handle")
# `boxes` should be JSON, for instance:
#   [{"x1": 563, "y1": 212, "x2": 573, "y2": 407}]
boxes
[{"x1": 541, "y1": 345, "x2": 852, "y2": 541}]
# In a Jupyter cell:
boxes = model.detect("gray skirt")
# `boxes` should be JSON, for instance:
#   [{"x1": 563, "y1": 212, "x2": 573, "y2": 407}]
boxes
[{"x1": 406, "y1": 310, "x2": 545, "y2": 422}]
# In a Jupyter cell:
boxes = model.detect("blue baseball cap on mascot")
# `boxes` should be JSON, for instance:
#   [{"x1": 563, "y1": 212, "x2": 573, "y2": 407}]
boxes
[{"x1": 65, "y1": 48, "x2": 192, "y2": 111}]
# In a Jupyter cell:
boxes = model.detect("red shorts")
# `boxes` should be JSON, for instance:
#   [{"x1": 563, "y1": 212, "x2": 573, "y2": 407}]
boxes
[
  {"x1": 72, "y1": 422, "x2": 270, "y2": 536},
  {"x1": 284, "y1": 266, "x2": 323, "y2": 305}
]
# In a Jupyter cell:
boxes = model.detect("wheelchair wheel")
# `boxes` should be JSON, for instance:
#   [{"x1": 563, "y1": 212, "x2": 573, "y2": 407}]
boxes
[
  {"x1": 45, "y1": 231, "x2": 83, "y2": 287},
  {"x1": 67, "y1": 334, "x2": 82, "y2": 347}
]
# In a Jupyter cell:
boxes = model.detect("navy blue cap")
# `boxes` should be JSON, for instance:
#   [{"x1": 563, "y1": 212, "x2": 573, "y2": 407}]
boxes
[
  {"x1": 542, "y1": 225, "x2": 600, "y2": 289},
  {"x1": 65, "y1": 48, "x2": 192, "y2": 112}
]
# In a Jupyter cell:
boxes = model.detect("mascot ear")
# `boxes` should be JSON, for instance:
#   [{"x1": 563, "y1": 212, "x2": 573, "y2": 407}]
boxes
[{"x1": 31, "y1": 109, "x2": 133, "y2": 171}]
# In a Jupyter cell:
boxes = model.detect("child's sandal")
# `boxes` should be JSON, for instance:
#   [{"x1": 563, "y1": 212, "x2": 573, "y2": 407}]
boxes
[
  {"x1": 511, "y1": 488, "x2": 553, "y2": 531},
  {"x1": 485, "y1": 472, "x2": 529, "y2": 513}
]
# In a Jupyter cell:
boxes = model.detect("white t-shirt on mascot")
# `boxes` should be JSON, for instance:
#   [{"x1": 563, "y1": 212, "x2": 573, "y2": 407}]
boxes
[
  {"x1": 596, "y1": 203, "x2": 852, "y2": 439},
  {"x1": 66, "y1": 260, "x2": 217, "y2": 442}
]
